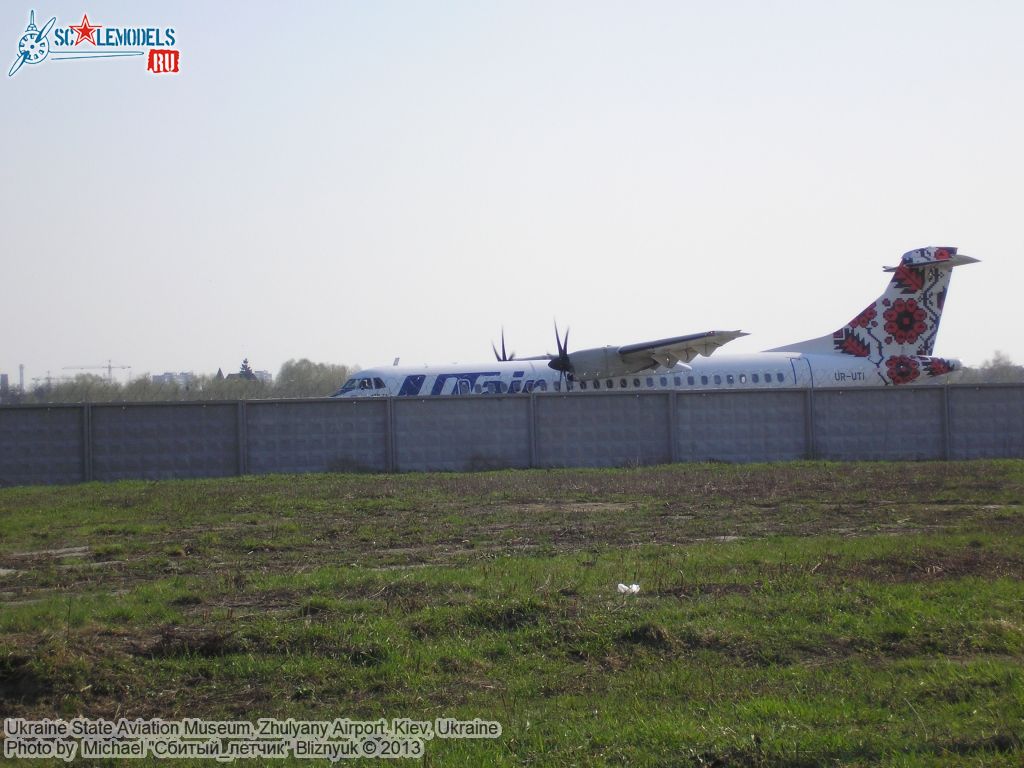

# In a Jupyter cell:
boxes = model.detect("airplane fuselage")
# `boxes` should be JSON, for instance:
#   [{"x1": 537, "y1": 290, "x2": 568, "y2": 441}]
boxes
[{"x1": 331, "y1": 351, "x2": 957, "y2": 398}]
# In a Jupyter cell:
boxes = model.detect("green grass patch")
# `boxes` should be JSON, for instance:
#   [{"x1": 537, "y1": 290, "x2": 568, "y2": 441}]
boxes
[{"x1": 0, "y1": 460, "x2": 1022, "y2": 766}]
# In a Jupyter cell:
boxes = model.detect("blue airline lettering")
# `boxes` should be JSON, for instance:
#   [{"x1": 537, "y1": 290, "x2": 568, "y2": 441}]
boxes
[
  {"x1": 398, "y1": 375, "x2": 426, "y2": 396},
  {"x1": 430, "y1": 372, "x2": 500, "y2": 396},
  {"x1": 394, "y1": 371, "x2": 556, "y2": 397}
]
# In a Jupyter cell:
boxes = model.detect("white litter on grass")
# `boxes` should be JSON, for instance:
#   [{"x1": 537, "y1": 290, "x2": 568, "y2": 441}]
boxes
[{"x1": 617, "y1": 583, "x2": 640, "y2": 594}]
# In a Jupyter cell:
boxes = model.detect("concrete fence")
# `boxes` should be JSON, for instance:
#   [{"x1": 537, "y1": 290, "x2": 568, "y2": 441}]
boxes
[{"x1": 1, "y1": 385, "x2": 1022, "y2": 486}]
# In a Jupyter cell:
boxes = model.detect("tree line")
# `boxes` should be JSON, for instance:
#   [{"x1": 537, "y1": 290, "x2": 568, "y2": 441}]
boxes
[
  {"x1": 950, "y1": 351, "x2": 1024, "y2": 384},
  {"x1": 2, "y1": 359, "x2": 357, "y2": 404}
]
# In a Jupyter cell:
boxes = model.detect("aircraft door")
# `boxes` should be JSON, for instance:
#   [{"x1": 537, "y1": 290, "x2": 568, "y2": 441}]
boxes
[{"x1": 789, "y1": 357, "x2": 814, "y2": 388}]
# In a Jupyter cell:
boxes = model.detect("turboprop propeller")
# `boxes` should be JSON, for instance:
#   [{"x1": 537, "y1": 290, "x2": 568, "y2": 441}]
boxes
[{"x1": 492, "y1": 329, "x2": 516, "y2": 362}]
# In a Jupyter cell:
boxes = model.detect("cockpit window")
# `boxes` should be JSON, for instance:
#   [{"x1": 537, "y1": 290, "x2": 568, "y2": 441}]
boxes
[{"x1": 333, "y1": 376, "x2": 381, "y2": 396}]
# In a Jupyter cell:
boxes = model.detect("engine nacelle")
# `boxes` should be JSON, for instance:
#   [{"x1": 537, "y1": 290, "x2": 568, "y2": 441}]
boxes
[{"x1": 560, "y1": 346, "x2": 657, "y2": 381}]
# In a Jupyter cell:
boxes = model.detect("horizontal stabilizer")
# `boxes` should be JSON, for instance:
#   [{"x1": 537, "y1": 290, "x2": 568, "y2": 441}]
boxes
[{"x1": 883, "y1": 247, "x2": 978, "y2": 272}]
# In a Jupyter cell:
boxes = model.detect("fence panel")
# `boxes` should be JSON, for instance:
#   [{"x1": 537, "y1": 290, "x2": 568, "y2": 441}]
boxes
[
  {"x1": 674, "y1": 391, "x2": 807, "y2": 462},
  {"x1": 394, "y1": 397, "x2": 531, "y2": 472},
  {"x1": 949, "y1": 386, "x2": 1024, "y2": 459},
  {"x1": 91, "y1": 403, "x2": 239, "y2": 481},
  {"x1": 812, "y1": 388, "x2": 945, "y2": 460},
  {"x1": 0, "y1": 406, "x2": 84, "y2": 485},
  {"x1": 535, "y1": 393, "x2": 671, "y2": 468},
  {"x1": 246, "y1": 400, "x2": 389, "y2": 474}
]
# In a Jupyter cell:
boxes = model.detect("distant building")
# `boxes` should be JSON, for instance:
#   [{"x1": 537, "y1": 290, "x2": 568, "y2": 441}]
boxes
[
  {"x1": 152, "y1": 372, "x2": 195, "y2": 387},
  {"x1": 255, "y1": 370, "x2": 273, "y2": 384}
]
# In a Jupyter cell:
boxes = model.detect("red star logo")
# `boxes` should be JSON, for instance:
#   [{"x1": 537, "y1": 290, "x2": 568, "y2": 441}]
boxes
[{"x1": 69, "y1": 13, "x2": 102, "y2": 46}]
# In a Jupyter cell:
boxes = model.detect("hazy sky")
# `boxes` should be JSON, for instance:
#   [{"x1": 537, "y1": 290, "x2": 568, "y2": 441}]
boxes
[{"x1": 3, "y1": 1, "x2": 1022, "y2": 386}]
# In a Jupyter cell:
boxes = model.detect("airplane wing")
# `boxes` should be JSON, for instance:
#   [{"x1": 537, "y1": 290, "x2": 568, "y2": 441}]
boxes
[
  {"x1": 511, "y1": 326, "x2": 749, "y2": 380},
  {"x1": 616, "y1": 330, "x2": 749, "y2": 368}
]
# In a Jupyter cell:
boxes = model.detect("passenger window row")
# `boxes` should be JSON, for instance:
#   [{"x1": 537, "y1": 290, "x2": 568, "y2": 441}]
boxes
[{"x1": 574, "y1": 372, "x2": 786, "y2": 390}]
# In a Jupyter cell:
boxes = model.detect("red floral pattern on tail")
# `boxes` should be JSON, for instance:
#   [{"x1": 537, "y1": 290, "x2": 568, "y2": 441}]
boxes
[
  {"x1": 883, "y1": 298, "x2": 927, "y2": 344},
  {"x1": 833, "y1": 329, "x2": 871, "y2": 357},
  {"x1": 848, "y1": 303, "x2": 878, "y2": 329},
  {"x1": 885, "y1": 356, "x2": 920, "y2": 385},
  {"x1": 923, "y1": 358, "x2": 954, "y2": 377},
  {"x1": 892, "y1": 265, "x2": 925, "y2": 294}
]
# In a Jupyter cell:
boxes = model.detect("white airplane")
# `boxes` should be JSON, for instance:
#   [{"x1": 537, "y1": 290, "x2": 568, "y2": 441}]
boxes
[{"x1": 331, "y1": 246, "x2": 977, "y2": 398}]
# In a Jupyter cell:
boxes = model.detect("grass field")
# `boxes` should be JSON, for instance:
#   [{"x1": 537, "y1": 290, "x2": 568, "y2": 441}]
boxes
[{"x1": 1, "y1": 460, "x2": 1022, "y2": 766}]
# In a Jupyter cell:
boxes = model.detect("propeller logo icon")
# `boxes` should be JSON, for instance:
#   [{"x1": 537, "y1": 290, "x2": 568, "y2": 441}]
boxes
[{"x1": 9, "y1": 9, "x2": 57, "y2": 77}]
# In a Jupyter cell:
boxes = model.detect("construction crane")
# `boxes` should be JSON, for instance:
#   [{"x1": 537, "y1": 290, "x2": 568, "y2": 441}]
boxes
[
  {"x1": 31, "y1": 371, "x2": 57, "y2": 387},
  {"x1": 62, "y1": 360, "x2": 132, "y2": 383}
]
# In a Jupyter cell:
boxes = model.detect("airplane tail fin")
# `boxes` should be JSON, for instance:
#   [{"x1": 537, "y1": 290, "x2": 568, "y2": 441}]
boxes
[{"x1": 769, "y1": 246, "x2": 978, "y2": 383}]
